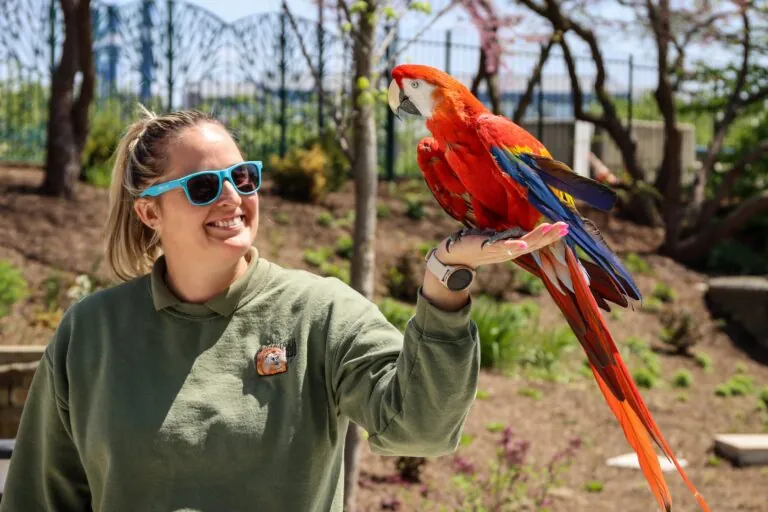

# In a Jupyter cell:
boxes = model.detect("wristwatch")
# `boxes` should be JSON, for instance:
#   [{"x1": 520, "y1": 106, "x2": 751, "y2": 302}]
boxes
[{"x1": 424, "y1": 248, "x2": 476, "y2": 292}]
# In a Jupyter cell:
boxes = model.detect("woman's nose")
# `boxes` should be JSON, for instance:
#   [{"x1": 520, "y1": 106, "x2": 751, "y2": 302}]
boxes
[{"x1": 218, "y1": 180, "x2": 242, "y2": 204}]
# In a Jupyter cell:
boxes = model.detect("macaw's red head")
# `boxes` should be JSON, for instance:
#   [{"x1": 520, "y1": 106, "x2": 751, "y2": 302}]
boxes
[{"x1": 388, "y1": 64, "x2": 481, "y2": 120}]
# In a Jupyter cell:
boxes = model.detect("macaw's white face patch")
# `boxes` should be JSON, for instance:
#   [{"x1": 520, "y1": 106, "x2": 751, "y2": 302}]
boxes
[{"x1": 254, "y1": 342, "x2": 295, "y2": 376}]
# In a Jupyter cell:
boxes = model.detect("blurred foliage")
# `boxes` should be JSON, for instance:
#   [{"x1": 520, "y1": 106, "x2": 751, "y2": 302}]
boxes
[
  {"x1": 0, "y1": 260, "x2": 28, "y2": 318},
  {"x1": 377, "y1": 298, "x2": 415, "y2": 333},
  {"x1": 82, "y1": 104, "x2": 125, "y2": 188},
  {"x1": 270, "y1": 143, "x2": 329, "y2": 203}
]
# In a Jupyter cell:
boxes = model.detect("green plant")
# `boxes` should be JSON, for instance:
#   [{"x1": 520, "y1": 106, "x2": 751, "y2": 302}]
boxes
[
  {"x1": 515, "y1": 270, "x2": 545, "y2": 296},
  {"x1": 584, "y1": 480, "x2": 604, "y2": 493},
  {"x1": 0, "y1": 261, "x2": 28, "y2": 318},
  {"x1": 376, "y1": 203, "x2": 391, "y2": 218},
  {"x1": 319, "y1": 262, "x2": 350, "y2": 284},
  {"x1": 385, "y1": 253, "x2": 422, "y2": 302},
  {"x1": 377, "y1": 298, "x2": 415, "y2": 333},
  {"x1": 518, "y1": 387, "x2": 542, "y2": 400},
  {"x1": 316, "y1": 211, "x2": 333, "y2": 227},
  {"x1": 335, "y1": 235, "x2": 353, "y2": 259},
  {"x1": 641, "y1": 297, "x2": 664, "y2": 313},
  {"x1": 404, "y1": 194, "x2": 425, "y2": 220},
  {"x1": 471, "y1": 296, "x2": 538, "y2": 370},
  {"x1": 475, "y1": 389, "x2": 490, "y2": 400},
  {"x1": 269, "y1": 144, "x2": 329, "y2": 203},
  {"x1": 485, "y1": 422, "x2": 505, "y2": 433},
  {"x1": 448, "y1": 427, "x2": 581, "y2": 511},
  {"x1": 694, "y1": 351, "x2": 713, "y2": 372},
  {"x1": 82, "y1": 105, "x2": 124, "y2": 188},
  {"x1": 759, "y1": 386, "x2": 768, "y2": 409},
  {"x1": 622, "y1": 252, "x2": 652, "y2": 274},
  {"x1": 651, "y1": 282, "x2": 677, "y2": 303},
  {"x1": 659, "y1": 309, "x2": 700, "y2": 355},
  {"x1": 715, "y1": 374, "x2": 755, "y2": 397},
  {"x1": 303, "y1": 247, "x2": 332, "y2": 267},
  {"x1": 273, "y1": 212, "x2": 290, "y2": 226},
  {"x1": 625, "y1": 336, "x2": 650, "y2": 356},
  {"x1": 633, "y1": 367, "x2": 658, "y2": 389},
  {"x1": 672, "y1": 369, "x2": 694, "y2": 388}
]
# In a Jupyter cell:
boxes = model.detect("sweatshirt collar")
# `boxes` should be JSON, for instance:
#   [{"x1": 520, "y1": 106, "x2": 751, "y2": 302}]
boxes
[{"x1": 150, "y1": 247, "x2": 268, "y2": 317}]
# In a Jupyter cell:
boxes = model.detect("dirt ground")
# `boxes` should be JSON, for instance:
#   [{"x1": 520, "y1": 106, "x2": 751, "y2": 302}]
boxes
[{"x1": 1, "y1": 167, "x2": 767, "y2": 511}]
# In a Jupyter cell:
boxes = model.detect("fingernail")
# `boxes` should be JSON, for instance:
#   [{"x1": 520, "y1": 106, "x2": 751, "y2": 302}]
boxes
[
  {"x1": 559, "y1": 227, "x2": 569, "y2": 237},
  {"x1": 541, "y1": 225, "x2": 553, "y2": 234},
  {"x1": 517, "y1": 241, "x2": 528, "y2": 248}
]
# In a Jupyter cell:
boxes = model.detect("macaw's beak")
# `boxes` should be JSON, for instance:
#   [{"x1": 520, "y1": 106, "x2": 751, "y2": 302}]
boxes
[{"x1": 388, "y1": 79, "x2": 421, "y2": 119}]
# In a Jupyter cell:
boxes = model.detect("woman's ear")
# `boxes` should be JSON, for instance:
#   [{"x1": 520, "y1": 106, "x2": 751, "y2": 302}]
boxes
[{"x1": 134, "y1": 198, "x2": 162, "y2": 231}]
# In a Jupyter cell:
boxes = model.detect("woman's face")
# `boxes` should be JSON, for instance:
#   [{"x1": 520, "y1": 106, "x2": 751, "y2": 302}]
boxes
[{"x1": 138, "y1": 122, "x2": 259, "y2": 267}]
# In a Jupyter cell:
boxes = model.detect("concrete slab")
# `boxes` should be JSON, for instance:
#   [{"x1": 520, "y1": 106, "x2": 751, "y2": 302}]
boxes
[
  {"x1": 714, "y1": 434, "x2": 768, "y2": 466},
  {"x1": 606, "y1": 452, "x2": 688, "y2": 472}
]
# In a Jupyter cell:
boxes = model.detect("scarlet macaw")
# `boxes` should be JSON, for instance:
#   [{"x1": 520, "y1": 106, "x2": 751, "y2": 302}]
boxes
[{"x1": 388, "y1": 64, "x2": 709, "y2": 512}]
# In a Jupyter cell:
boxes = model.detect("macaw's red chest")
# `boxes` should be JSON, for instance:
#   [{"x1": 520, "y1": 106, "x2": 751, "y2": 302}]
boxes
[{"x1": 425, "y1": 118, "x2": 542, "y2": 231}]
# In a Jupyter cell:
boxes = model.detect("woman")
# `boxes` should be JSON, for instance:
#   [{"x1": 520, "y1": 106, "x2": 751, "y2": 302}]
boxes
[{"x1": 0, "y1": 109, "x2": 567, "y2": 511}]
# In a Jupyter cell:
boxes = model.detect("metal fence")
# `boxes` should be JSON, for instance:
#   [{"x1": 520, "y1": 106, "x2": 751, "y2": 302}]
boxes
[{"x1": 0, "y1": 0, "x2": 659, "y2": 179}]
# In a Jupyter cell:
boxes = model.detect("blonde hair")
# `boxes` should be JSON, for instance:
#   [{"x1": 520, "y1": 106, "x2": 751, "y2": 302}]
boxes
[{"x1": 104, "y1": 106, "x2": 221, "y2": 282}]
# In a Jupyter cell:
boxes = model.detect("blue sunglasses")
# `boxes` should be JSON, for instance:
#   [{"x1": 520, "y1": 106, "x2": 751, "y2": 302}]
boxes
[{"x1": 139, "y1": 161, "x2": 262, "y2": 206}]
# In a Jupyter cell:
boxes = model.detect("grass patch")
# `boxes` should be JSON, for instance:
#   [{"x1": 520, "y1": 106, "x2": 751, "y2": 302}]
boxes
[
  {"x1": 694, "y1": 351, "x2": 713, "y2": 372},
  {"x1": 517, "y1": 387, "x2": 543, "y2": 400},
  {"x1": 0, "y1": 260, "x2": 28, "y2": 318},
  {"x1": 377, "y1": 298, "x2": 415, "y2": 333},
  {"x1": 485, "y1": 422, "x2": 505, "y2": 433},
  {"x1": 622, "y1": 252, "x2": 651, "y2": 274},
  {"x1": 584, "y1": 480, "x2": 604, "y2": 493},
  {"x1": 715, "y1": 374, "x2": 755, "y2": 397}
]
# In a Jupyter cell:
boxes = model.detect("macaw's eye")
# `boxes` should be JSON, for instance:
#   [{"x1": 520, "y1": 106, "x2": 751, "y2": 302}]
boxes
[{"x1": 411, "y1": 80, "x2": 420, "y2": 89}]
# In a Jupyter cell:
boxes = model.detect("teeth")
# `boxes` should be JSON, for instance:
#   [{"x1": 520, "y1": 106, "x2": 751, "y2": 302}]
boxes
[{"x1": 210, "y1": 216, "x2": 243, "y2": 229}]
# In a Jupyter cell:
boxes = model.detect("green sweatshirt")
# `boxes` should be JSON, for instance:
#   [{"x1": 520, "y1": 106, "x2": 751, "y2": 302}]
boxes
[{"x1": 1, "y1": 248, "x2": 480, "y2": 512}]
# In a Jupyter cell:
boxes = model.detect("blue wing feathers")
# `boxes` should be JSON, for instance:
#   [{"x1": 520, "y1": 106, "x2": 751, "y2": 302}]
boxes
[{"x1": 490, "y1": 146, "x2": 642, "y2": 301}]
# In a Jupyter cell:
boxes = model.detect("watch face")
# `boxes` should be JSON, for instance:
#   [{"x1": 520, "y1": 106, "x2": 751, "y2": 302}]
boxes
[{"x1": 447, "y1": 268, "x2": 474, "y2": 291}]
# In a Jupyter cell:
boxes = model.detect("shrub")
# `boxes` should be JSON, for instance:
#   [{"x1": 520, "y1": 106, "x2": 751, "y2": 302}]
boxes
[
  {"x1": 377, "y1": 298, "x2": 415, "y2": 333},
  {"x1": 316, "y1": 211, "x2": 333, "y2": 227},
  {"x1": 270, "y1": 144, "x2": 328, "y2": 203},
  {"x1": 0, "y1": 261, "x2": 28, "y2": 318},
  {"x1": 471, "y1": 296, "x2": 540, "y2": 370},
  {"x1": 335, "y1": 235, "x2": 353, "y2": 259},
  {"x1": 633, "y1": 367, "x2": 657, "y2": 389},
  {"x1": 301, "y1": 128, "x2": 350, "y2": 193},
  {"x1": 694, "y1": 351, "x2": 713, "y2": 372},
  {"x1": 659, "y1": 309, "x2": 700, "y2": 355},
  {"x1": 82, "y1": 106, "x2": 124, "y2": 188},
  {"x1": 404, "y1": 194, "x2": 425, "y2": 220},
  {"x1": 715, "y1": 374, "x2": 755, "y2": 397},
  {"x1": 385, "y1": 252, "x2": 422, "y2": 302},
  {"x1": 652, "y1": 282, "x2": 677, "y2": 303},
  {"x1": 622, "y1": 252, "x2": 652, "y2": 274},
  {"x1": 672, "y1": 369, "x2": 694, "y2": 388}
]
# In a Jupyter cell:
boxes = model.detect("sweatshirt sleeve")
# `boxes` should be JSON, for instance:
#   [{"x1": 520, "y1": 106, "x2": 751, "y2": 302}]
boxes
[
  {"x1": 326, "y1": 283, "x2": 480, "y2": 457},
  {"x1": 0, "y1": 323, "x2": 91, "y2": 511}
]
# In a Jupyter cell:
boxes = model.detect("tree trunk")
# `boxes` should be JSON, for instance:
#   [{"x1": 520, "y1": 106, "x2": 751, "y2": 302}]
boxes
[
  {"x1": 40, "y1": 0, "x2": 94, "y2": 198},
  {"x1": 345, "y1": 2, "x2": 378, "y2": 510}
]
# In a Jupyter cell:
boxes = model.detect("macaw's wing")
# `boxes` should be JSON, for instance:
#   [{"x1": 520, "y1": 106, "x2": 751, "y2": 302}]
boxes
[
  {"x1": 472, "y1": 114, "x2": 641, "y2": 302},
  {"x1": 473, "y1": 114, "x2": 618, "y2": 211},
  {"x1": 416, "y1": 137, "x2": 477, "y2": 228}
]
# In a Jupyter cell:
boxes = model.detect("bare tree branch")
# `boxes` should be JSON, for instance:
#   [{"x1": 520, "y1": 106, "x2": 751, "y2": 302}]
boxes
[
  {"x1": 513, "y1": 33, "x2": 556, "y2": 123},
  {"x1": 283, "y1": 2, "x2": 353, "y2": 161},
  {"x1": 379, "y1": 0, "x2": 460, "y2": 67},
  {"x1": 677, "y1": 189, "x2": 768, "y2": 257},
  {"x1": 695, "y1": 138, "x2": 768, "y2": 230},
  {"x1": 692, "y1": 9, "x2": 751, "y2": 209}
]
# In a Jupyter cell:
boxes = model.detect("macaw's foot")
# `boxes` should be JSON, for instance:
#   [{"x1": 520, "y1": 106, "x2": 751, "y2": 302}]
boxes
[
  {"x1": 480, "y1": 227, "x2": 527, "y2": 249},
  {"x1": 444, "y1": 227, "x2": 499, "y2": 253}
]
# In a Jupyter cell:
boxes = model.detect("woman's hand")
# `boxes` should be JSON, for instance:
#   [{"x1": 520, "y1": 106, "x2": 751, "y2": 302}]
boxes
[{"x1": 434, "y1": 222, "x2": 570, "y2": 269}]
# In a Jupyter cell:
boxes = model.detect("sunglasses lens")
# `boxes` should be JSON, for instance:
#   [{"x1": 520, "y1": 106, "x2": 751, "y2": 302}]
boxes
[
  {"x1": 187, "y1": 173, "x2": 220, "y2": 204},
  {"x1": 231, "y1": 163, "x2": 260, "y2": 194}
]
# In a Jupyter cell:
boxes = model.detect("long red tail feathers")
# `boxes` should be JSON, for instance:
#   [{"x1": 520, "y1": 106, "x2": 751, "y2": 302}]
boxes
[{"x1": 532, "y1": 245, "x2": 710, "y2": 512}]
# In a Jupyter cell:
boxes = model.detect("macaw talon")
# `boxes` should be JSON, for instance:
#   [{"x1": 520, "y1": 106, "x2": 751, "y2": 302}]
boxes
[
  {"x1": 480, "y1": 227, "x2": 527, "y2": 249},
  {"x1": 445, "y1": 227, "x2": 497, "y2": 252}
]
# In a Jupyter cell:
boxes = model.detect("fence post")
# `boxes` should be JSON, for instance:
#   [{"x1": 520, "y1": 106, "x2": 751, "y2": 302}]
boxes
[
  {"x1": 49, "y1": 0, "x2": 56, "y2": 76},
  {"x1": 279, "y1": 7, "x2": 288, "y2": 157},
  {"x1": 444, "y1": 29, "x2": 452, "y2": 74},
  {"x1": 139, "y1": 0, "x2": 154, "y2": 104},
  {"x1": 317, "y1": 4, "x2": 325, "y2": 134},
  {"x1": 166, "y1": 0, "x2": 174, "y2": 111},
  {"x1": 384, "y1": 25, "x2": 398, "y2": 182},
  {"x1": 628, "y1": 54, "x2": 634, "y2": 135}
]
